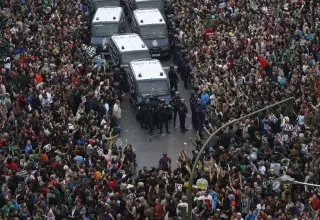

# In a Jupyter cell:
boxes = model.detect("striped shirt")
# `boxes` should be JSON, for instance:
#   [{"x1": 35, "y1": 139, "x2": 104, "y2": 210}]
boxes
[{"x1": 17, "y1": 169, "x2": 28, "y2": 179}]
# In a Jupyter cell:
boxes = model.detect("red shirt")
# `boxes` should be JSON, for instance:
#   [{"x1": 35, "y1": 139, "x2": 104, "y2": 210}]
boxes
[
  {"x1": 6, "y1": 163, "x2": 19, "y2": 171},
  {"x1": 312, "y1": 197, "x2": 320, "y2": 210},
  {"x1": 154, "y1": 204, "x2": 164, "y2": 219},
  {"x1": 257, "y1": 57, "x2": 268, "y2": 69},
  {"x1": 108, "y1": 181, "x2": 117, "y2": 189}
]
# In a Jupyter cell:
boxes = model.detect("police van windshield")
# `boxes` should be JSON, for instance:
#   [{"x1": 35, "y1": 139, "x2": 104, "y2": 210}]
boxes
[
  {"x1": 138, "y1": 80, "x2": 169, "y2": 95},
  {"x1": 92, "y1": 23, "x2": 119, "y2": 37},
  {"x1": 94, "y1": 0, "x2": 120, "y2": 7},
  {"x1": 140, "y1": 25, "x2": 167, "y2": 39},
  {"x1": 136, "y1": 1, "x2": 163, "y2": 11},
  {"x1": 121, "y1": 51, "x2": 151, "y2": 64}
]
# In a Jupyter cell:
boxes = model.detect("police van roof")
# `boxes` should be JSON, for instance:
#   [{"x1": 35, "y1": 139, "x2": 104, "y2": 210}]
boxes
[
  {"x1": 133, "y1": 9, "x2": 165, "y2": 26},
  {"x1": 92, "y1": 7, "x2": 122, "y2": 23},
  {"x1": 130, "y1": 59, "x2": 167, "y2": 80},
  {"x1": 111, "y1": 34, "x2": 149, "y2": 52}
]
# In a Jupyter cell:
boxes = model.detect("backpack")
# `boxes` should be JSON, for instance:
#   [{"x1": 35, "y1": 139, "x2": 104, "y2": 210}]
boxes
[{"x1": 161, "y1": 159, "x2": 171, "y2": 170}]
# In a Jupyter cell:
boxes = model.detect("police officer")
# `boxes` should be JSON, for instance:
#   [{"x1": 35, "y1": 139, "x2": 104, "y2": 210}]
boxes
[
  {"x1": 195, "y1": 100, "x2": 205, "y2": 139},
  {"x1": 168, "y1": 65, "x2": 179, "y2": 91},
  {"x1": 170, "y1": 92, "x2": 181, "y2": 126},
  {"x1": 150, "y1": 96, "x2": 159, "y2": 128},
  {"x1": 138, "y1": 97, "x2": 148, "y2": 129},
  {"x1": 170, "y1": 88, "x2": 175, "y2": 97},
  {"x1": 147, "y1": 97, "x2": 154, "y2": 135},
  {"x1": 119, "y1": 66, "x2": 129, "y2": 92},
  {"x1": 158, "y1": 99, "x2": 171, "y2": 134},
  {"x1": 178, "y1": 99, "x2": 188, "y2": 133},
  {"x1": 190, "y1": 90, "x2": 198, "y2": 128},
  {"x1": 181, "y1": 58, "x2": 191, "y2": 89}
]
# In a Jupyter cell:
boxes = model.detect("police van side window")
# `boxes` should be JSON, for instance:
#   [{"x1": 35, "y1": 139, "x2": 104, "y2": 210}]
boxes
[
  {"x1": 128, "y1": 69, "x2": 136, "y2": 93},
  {"x1": 132, "y1": 19, "x2": 138, "y2": 33},
  {"x1": 130, "y1": 0, "x2": 135, "y2": 10},
  {"x1": 120, "y1": 14, "x2": 126, "y2": 33},
  {"x1": 109, "y1": 41, "x2": 119, "y2": 64}
]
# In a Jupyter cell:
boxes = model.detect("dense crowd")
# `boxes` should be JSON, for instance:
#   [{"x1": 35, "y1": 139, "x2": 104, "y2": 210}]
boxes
[
  {"x1": 167, "y1": 0, "x2": 320, "y2": 219},
  {"x1": 0, "y1": 0, "x2": 319, "y2": 219}
]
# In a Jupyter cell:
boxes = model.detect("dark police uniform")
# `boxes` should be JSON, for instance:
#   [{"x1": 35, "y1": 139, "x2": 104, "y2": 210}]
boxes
[
  {"x1": 150, "y1": 97, "x2": 159, "y2": 129},
  {"x1": 168, "y1": 67, "x2": 179, "y2": 91},
  {"x1": 147, "y1": 103, "x2": 154, "y2": 135},
  {"x1": 178, "y1": 101, "x2": 188, "y2": 133},
  {"x1": 195, "y1": 102, "x2": 205, "y2": 138},
  {"x1": 138, "y1": 99, "x2": 148, "y2": 129},
  {"x1": 170, "y1": 94, "x2": 181, "y2": 126},
  {"x1": 190, "y1": 93, "x2": 198, "y2": 128},
  {"x1": 158, "y1": 102, "x2": 171, "y2": 134},
  {"x1": 181, "y1": 58, "x2": 191, "y2": 88}
]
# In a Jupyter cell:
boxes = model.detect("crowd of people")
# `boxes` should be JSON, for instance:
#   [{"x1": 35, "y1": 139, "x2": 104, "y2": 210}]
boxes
[
  {"x1": 167, "y1": 0, "x2": 320, "y2": 219},
  {"x1": 0, "y1": 0, "x2": 319, "y2": 219}
]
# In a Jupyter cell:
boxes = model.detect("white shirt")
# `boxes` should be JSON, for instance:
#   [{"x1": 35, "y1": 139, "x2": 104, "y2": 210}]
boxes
[
  {"x1": 113, "y1": 103, "x2": 121, "y2": 119},
  {"x1": 270, "y1": 162, "x2": 281, "y2": 176},
  {"x1": 176, "y1": 202, "x2": 188, "y2": 215},
  {"x1": 259, "y1": 165, "x2": 266, "y2": 175},
  {"x1": 46, "y1": 92, "x2": 53, "y2": 104},
  {"x1": 297, "y1": 115, "x2": 304, "y2": 126}
]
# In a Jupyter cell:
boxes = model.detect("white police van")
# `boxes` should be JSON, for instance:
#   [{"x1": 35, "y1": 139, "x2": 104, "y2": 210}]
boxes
[
  {"x1": 91, "y1": 7, "x2": 126, "y2": 54},
  {"x1": 124, "y1": 0, "x2": 164, "y2": 21},
  {"x1": 109, "y1": 33, "x2": 151, "y2": 67},
  {"x1": 128, "y1": 59, "x2": 171, "y2": 106},
  {"x1": 132, "y1": 9, "x2": 170, "y2": 58}
]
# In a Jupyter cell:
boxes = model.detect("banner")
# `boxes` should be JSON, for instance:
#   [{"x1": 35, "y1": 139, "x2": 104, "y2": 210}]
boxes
[
  {"x1": 268, "y1": 114, "x2": 278, "y2": 123},
  {"x1": 82, "y1": 44, "x2": 97, "y2": 58}
]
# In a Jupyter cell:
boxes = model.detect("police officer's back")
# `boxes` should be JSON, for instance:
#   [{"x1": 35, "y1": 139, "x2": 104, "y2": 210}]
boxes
[
  {"x1": 170, "y1": 92, "x2": 181, "y2": 126},
  {"x1": 158, "y1": 99, "x2": 171, "y2": 134},
  {"x1": 195, "y1": 100, "x2": 205, "y2": 138},
  {"x1": 150, "y1": 96, "x2": 159, "y2": 127},
  {"x1": 190, "y1": 90, "x2": 198, "y2": 128},
  {"x1": 138, "y1": 97, "x2": 148, "y2": 129},
  {"x1": 168, "y1": 65, "x2": 179, "y2": 91},
  {"x1": 178, "y1": 99, "x2": 188, "y2": 133},
  {"x1": 146, "y1": 98, "x2": 154, "y2": 135}
]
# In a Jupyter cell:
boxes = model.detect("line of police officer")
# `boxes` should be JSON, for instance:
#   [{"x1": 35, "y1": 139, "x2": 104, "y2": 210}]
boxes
[{"x1": 137, "y1": 91, "x2": 188, "y2": 135}]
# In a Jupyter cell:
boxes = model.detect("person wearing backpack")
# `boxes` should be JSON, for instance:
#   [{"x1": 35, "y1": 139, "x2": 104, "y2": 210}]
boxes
[{"x1": 159, "y1": 153, "x2": 171, "y2": 172}]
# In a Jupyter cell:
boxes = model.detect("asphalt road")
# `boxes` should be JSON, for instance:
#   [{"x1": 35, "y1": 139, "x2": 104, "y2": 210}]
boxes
[{"x1": 119, "y1": 65, "x2": 196, "y2": 169}]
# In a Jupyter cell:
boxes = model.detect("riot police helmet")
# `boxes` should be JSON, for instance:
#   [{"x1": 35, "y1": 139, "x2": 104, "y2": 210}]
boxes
[
  {"x1": 161, "y1": 99, "x2": 165, "y2": 104},
  {"x1": 190, "y1": 90, "x2": 195, "y2": 95},
  {"x1": 180, "y1": 99, "x2": 185, "y2": 103},
  {"x1": 175, "y1": 91, "x2": 180, "y2": 97}
]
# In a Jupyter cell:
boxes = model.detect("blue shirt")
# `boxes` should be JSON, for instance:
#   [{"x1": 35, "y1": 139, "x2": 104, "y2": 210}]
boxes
[
  {"x1": 25, "y1": 144, "x2": 32, "y2": 154},
  {"x1": 201, "y1": 93, "x2": 209, "y2": 107},
  {"x1": 245, "y1": 213, "x2": 257, "y2": 220},
  {"x1": 259, "y1": 119, "x2": 268, "y2": 135},
  {"x1": 74, "y1": 155, "x2": 84, "y2": 166}
]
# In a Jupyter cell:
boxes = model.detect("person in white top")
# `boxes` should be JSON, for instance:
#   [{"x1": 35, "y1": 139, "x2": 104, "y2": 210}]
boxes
[{"x1": 113, "y1": 99, "x2": 122, "y2": 125}]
